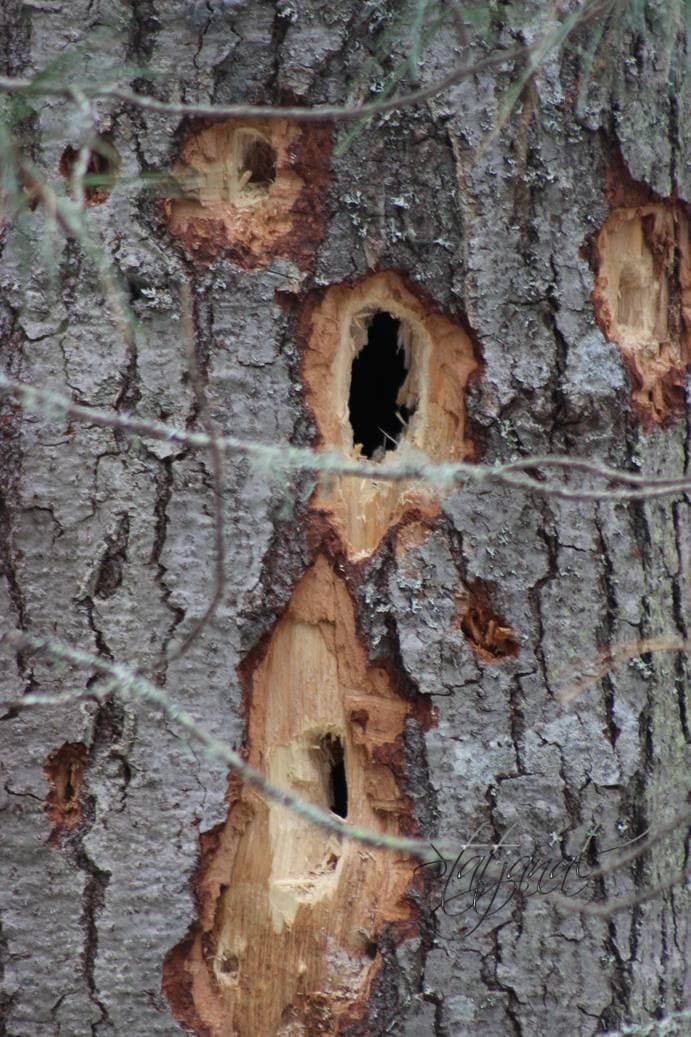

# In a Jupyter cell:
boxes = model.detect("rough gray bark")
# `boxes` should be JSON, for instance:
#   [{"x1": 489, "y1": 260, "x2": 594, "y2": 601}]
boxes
[{"x1": 0, "y1": 2, "x2": 689, "y2": 1036}]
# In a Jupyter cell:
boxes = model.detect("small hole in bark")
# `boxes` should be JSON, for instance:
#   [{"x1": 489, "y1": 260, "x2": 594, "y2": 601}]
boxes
[
  {"x1": 321, "y1": 735, "x2": 348, "y2": 818},
  {"x1": 238, "y1": 133, "x2": 276, "y2": 189},
  {"x1": 218, "y1": 952, "x2": 239, "y2": 977},
  {"x1": 59, "y1": 139, "x2": 119, "y2": 205},
  {"x1": 459, "y1": 585, "x2": 520, "y2": 662},
  {"x1": 348, "y1": 312, "x2": 414, "y2": 459},
  {"x1": 364, "y1": 941, "x2": 378, "y2": 959}
]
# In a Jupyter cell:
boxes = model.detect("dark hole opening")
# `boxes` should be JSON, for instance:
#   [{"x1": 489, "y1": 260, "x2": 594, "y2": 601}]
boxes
[
  {"x1": 59, "y1": 142, "x2": 118, "y2": 204},
  {"x1": 64, "y1": 767, "x2": 75, "y2": 803},
  {"x1": 348, "y1": 312, "x2": 414, "y2": 459},
  {"x1": 322, "y1": 735, "x2": 348, "y2": 819},
  {"x1": 240, "y1": 137, "x2": 277, "y2": 188},
  {"x1": 218, "y1": 952, "x2": 239, "y2": 975}
]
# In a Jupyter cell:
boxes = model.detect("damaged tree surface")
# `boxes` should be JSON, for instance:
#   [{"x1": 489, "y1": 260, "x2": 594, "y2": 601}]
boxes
[
  {"x1": 0, "y1": 2, "x2": 689, "y2": 1037},
  {"x1": 164, "y1": 556, "x2": 426, "y2": 1036}
]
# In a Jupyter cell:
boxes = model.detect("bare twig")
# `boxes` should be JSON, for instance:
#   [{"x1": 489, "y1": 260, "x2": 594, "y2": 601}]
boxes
[
  {"x1": 549, "y1": 806, "x2": 691, "y2": 917},
  {"x1": 502, "y1": 454, "x2": 691, "y2": 489},
  {"x1": 552, "y1": 868, "x2": 691, "y2": 918},
  {"x1": 570, "y1": 808, "x2": 691, "y2": 885},
  {"x1": 2, "y1": 375, "x2": 691, "y2": 503},
  {"x1": 2, "y1": 631, "x2": 498, "y2": 860},
  {"x1": 0, "y1": 0, "x2": 613, "y2": 131},
  {"x1": 15, "y1": 156, "x2": 137, "y2": 358},
  {"x1": 470, "y1": 0, "x2": 615, "y2": 162},
  {"x1": 556, "y1": 636, "x2": 691, "y2": 703},
  {"x1": 601, "y1": 1007, "x2": 691, "y2": 1037},
  {"x1": 0, "y1": 44, "x2": 533, "y2": 123}
]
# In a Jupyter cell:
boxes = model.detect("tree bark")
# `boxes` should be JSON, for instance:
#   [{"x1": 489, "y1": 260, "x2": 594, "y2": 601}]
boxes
[{"x1": 0, "y1": 1, "x2": 688, "y2": 1035}]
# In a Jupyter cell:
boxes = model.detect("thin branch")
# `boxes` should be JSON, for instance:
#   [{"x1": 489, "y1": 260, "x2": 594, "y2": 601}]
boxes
[
  {"x1": 556, "y1": 636, "x2": 691, "y2": 704},
  {"x1": 3, "y1": 374, "x2": 691, "y2": 502},
  {"x1": 0, "y1": 0, "x2": 613, "y2": 129},
  {"x1": 552, "y1": 867, "x2": 691, "y2": 918},
  {"x1": 0, "y1": 44, "x2": 533, "y2": 123},
  {"x1": 569, "y1": 807, "x2": 691, "y2": 885},
  {"x1": 502, "y1": 454, "x2": 691, "y2": 489},
  {"x1": 549, "y1": 805, "x2": 691, "y2": 917},
  {"x1": 15, "y1": 156, "x2": 137, "y2": 358},
  {"x1": 4, "y1": 631, "x2": 483, "y2": 860},
  {"x1": 469, "y1": 0, "x2": 615, "y2": 162}
]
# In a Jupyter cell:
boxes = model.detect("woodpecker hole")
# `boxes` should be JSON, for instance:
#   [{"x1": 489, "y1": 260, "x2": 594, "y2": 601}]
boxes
[
  {"x1": 43, "y1": 742, "x2": 88, "y2": 845},
  {"x1": 321, "y1": 734, "x2": 348, "y2": 819},
  {"x1": 348, "y1": 312, "x2": 415, "y2": 459},
  {"x1": 218, "y1": 952, "x2": 239, "y2": 978},
  {"x1": 237, "y1": 131, "x2": 277, "y2": 190},
  {"x1": 59, "y1": 139, "x2": 119, "y2": 205},
  {"x1": 458, "y1": 585, "x2": 520, "y2": 663}
]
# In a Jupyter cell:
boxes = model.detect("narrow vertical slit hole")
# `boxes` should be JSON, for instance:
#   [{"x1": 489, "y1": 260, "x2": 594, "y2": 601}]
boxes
[
  {"x1": 348, "y1": 312, "x2": 414, "y2": 460},
  {"x1": 322, "y1": 735, "x2": 348, "y2": 819}
]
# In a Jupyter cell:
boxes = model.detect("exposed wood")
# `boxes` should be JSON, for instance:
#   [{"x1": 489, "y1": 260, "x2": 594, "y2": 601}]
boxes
[
  {"x1": 592, "y1": 201, "x2": 691, "y2": 426},
  {"x1": 164, "y1": 556, "x2": 424, "y2": 1037},
  {"x1": 301, "y1": 271, "x2": 478, "y2": 558},
  {"x1": 43, "y1": 741, "x2": 88, "y2": 847},
  {"x1": 164, "y1": 119, "x2": 331, "y2": 268}
]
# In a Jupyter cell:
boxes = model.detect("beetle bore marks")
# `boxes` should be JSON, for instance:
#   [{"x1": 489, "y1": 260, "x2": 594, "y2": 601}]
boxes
[{"x1": 456, "y1": 584, "x2": 520, "y2": 663}]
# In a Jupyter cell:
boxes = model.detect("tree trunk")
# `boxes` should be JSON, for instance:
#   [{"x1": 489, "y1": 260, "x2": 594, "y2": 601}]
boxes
[{"x1": 0, "y1": 2, "x2": 688, "y2": 1036}]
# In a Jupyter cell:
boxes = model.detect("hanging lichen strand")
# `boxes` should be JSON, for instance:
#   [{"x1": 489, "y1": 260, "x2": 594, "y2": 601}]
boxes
[
  {"x1": 592, "y1": 200, "x2": 691, "y2": 426},
  {"x1": 163, "y1": 557, "x2": 425, "y2": 1037},
  {"x1": 301, "y1": 271, "x2": 478, "y2": 558}
]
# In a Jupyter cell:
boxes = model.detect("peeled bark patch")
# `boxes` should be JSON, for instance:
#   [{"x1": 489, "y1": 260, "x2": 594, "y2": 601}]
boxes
[
  {"x1": 301, "y1": 271, "x2": 478, "y2": 558},
  {"x1": 163, "y1": 556, "x2": 421, "y2": 1037},
  {"x1": 164, "y1": 119, "x2": 331, "y2": 267},
  {"x1": 592, "y1": 202, "x2": 691, "y2": 426},
  {"x1": 43, "y1": 742, "x2": 88, "y2": 846}
]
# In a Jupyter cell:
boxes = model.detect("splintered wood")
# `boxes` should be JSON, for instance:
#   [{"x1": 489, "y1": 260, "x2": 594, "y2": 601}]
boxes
[
  {"x1": 302, "y1": 271, "x2": 478, "y2": 558},
  {"x1": 454, "y1": 584, "x2": 520, "y2": 663},
  {"x1": 164, "y1": 119, "x2": 330, "y2": 267},
  {"x1": 592, "y1": 202, "x2": 691, "y2": 426},
  {"x1": 164, "y1": 557, "x2": 420, "y2": 1037}
]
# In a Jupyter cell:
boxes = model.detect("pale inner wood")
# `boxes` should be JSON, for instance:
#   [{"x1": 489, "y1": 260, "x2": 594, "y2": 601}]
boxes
[
  {"x1": 176, "y1": 557, "x2": 416, "y2": 1037},
  {"x1": 303, "y1": 271, "x2": 478, "y2": 557}
]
